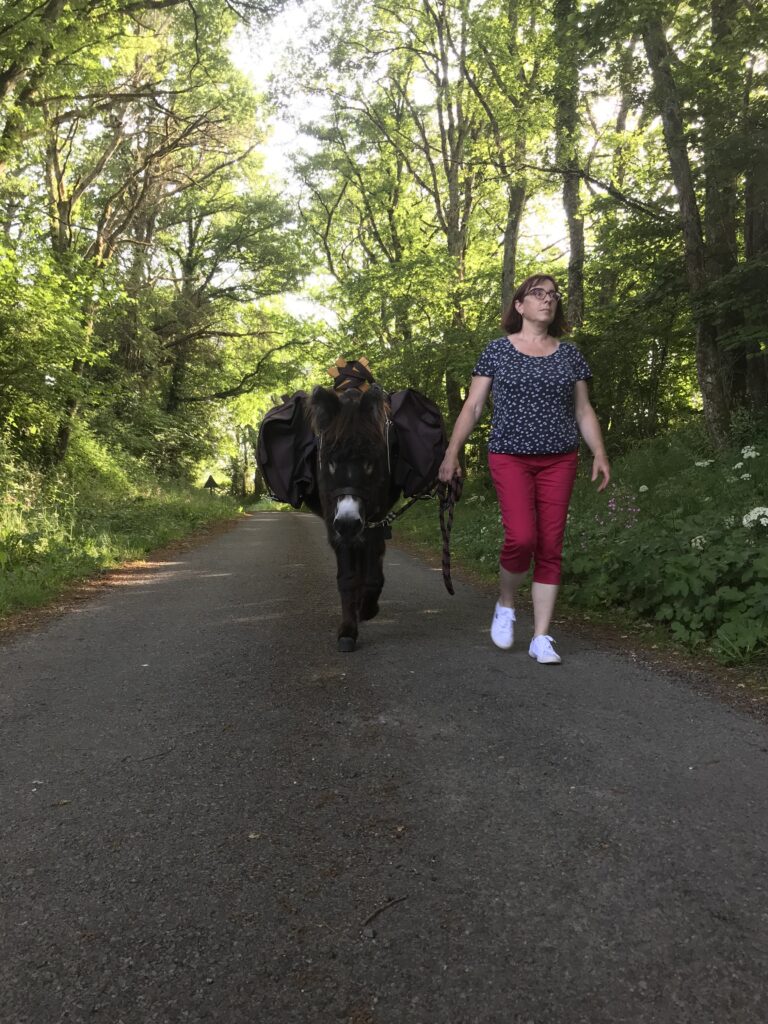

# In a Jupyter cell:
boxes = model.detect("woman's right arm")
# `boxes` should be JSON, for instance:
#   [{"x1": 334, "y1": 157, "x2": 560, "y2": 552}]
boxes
[{"x1": 438, "y1": 375, "x2": 493, "y2": 482}]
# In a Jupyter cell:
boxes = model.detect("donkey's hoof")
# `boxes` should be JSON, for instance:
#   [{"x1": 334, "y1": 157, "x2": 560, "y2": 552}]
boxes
[{"x1": 337, "y1": 635, "x2": 357, "y2": 653}]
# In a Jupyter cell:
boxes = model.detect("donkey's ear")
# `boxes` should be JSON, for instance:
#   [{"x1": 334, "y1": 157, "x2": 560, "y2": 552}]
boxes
[{"x1": 310, "y1": 385, "x2": 341, "y2": 432}]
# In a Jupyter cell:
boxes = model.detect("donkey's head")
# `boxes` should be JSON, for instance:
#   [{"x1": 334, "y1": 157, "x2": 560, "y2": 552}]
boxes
[{"x1": 310, "y1": 384, "x2": 392, "y2": 545}]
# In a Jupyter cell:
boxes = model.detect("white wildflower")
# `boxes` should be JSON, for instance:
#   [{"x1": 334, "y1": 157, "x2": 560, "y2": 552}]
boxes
[
  {"x1": 690, "y1": 535, "x2": 706, "y2": 550},
  {"x1": 740, "y1": 473, "x2": 752, "y2": 480},
  {"x1": 694, "y1": 459, "x2": 714, "y2": 467},
  {"x1": 743, "y1": 507, "x2": 768, "y2": 529},
  {"x1": 638, "y1": 485, "x2": 649, "y2": 493},
  {"x1": 733, "y1": 462, "x2": 744, "y2": 469},
  {"x1": 742, "y1": 446, "x2": 760, "y2": 459}
]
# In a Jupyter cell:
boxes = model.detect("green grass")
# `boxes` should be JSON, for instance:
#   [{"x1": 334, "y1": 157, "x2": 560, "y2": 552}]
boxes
[
  {"x1": 393, "y1": 427, "x2": 768, "y2": 669},
  {"x1": 0, "y1": 434, "x2": 244, "y2": 617}
]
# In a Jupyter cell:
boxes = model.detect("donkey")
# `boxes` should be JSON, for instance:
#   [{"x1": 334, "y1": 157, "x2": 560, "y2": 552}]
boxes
[{"x1": 307, "y1": 383, "x2": 401, "y2": 652}]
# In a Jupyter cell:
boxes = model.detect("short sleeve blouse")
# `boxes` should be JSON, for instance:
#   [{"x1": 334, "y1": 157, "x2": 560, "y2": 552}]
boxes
[{"x1": 472, "y1": 337, "x2": 592, "y2": 455}]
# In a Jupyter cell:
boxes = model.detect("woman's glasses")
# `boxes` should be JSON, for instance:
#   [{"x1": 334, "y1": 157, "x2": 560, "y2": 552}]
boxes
[{"x1": 526, "y1": 287, "x2": 561, "y2": 302}]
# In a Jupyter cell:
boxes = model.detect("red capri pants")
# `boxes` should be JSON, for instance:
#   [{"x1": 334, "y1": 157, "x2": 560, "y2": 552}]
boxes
[{"x1": 488, "y1": 451, "x2": 579, "y2": 585}]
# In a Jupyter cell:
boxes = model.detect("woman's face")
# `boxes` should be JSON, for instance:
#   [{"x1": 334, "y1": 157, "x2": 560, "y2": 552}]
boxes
[{"x1": 515, "y1": 279, "x2": 560, "y2": 326}]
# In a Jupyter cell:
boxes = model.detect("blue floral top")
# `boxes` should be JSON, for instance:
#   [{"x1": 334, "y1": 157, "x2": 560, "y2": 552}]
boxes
[{"x1": 472, "y1": 338, "x2": 592, "y2": 455}]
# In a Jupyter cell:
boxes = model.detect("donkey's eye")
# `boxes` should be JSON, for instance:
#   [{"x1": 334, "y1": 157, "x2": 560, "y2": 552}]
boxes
[
  {"x1": 328, "y1": 461, "x2": 337, "y2": 474},
  {"x1": 363, "y1": 462, "x2": 374, "y2": 475}
]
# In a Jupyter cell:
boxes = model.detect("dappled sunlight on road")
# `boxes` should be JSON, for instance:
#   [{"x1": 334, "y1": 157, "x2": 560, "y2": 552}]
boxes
[{"x1": 89, "y1": 561, "x2": 187, "y2": 588}]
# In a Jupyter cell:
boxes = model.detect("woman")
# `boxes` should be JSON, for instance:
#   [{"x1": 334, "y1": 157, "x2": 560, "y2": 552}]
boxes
[{"x1": 438, "y1": 274, "x2": 610, "y2": 664}]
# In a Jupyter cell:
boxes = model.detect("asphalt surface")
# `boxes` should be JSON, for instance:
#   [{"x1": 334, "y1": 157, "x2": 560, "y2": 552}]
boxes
[{"x1": 2, "y1": 510, "x2": 768, "y2": 1024}]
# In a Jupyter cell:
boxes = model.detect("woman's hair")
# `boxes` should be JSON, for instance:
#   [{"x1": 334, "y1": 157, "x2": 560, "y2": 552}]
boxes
[{"x1": 501, "y1": 274, "x2": 567, "y2": 337}]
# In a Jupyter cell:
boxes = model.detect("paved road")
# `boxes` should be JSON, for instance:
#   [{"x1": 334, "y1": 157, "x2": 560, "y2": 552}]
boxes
[{"x1": 2, "y1": 511, "x2": 768, "y2": 1024}]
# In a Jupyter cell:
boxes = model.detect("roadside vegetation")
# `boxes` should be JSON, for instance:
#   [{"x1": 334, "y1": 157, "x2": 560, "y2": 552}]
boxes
[
  {"x1": 0, "y1": 434, "x2": 243, "y2": 617},
  {"x1": 393, "y1": 424, "x2": 768, "y2": 670}
]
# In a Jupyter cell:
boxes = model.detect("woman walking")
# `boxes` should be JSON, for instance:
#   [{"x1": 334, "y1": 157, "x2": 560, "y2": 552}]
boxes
[{"x1": 438, "y1": 274, "x2": 610, "y2": 664}]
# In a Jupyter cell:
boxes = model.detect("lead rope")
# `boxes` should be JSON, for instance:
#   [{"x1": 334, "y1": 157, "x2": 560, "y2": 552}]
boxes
[
  {"x1": 437, "y1": 474, "x2": 463, "y2": 595},
  {"x1": 366, "y1": 474, "x2": 462, "y2": 596},
  {"x1": 365, "y1": 484, "x2": 438, "y2": 530}
]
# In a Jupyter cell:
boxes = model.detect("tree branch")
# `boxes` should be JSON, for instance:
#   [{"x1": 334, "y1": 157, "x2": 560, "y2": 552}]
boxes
[{"x1": 177, "y1": 338, "x2": 305, "y2": 402}]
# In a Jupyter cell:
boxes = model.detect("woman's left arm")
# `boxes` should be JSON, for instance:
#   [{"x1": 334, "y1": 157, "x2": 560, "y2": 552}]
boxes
[{"x1": 574, "y1": 380, "x2": 611, "y2": 492}]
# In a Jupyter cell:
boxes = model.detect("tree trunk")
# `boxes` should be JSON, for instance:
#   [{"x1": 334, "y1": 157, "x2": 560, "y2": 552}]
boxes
[
  {"x1": 501, "y1": 174, "x2": 526, "y2": 312},
  {"x1": 553, "y1": 0, "x2": 584, "y2": 327},
  {"x1": 561, "y1": 169, "x2": 584, "y2": 327},
  {"x1": 642, "y1": 14, "x2": 731, "y2": 442},
  {"x1": 445, "y1": 372, "x2": 464, "y2": 430},
  {"x1": 0, "y1": 0, "x2": 67, "y2": 106},
  {"x1": 742, "y1": 58, "x2": 768, "y2": 415},
  {"x1": 703, "y1": 0, "x2": 746, "y2": 409},
  {"x1": 50, "y1": 359, "x2": 84, "y2": 465},
  {"x1": 166, "y1": 338, "x2": 190, "y2": 414}
]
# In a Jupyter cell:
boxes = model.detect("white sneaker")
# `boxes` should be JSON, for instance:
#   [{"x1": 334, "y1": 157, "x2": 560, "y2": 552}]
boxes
[
  {"x1": 528, "y1": 634, "x2": 562, "y2": 664},
  {"x1": 490, "y1": 603, "x2": 515, "y2": 649}
]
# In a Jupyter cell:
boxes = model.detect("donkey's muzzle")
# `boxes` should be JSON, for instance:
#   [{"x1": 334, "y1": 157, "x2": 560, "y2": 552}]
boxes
[{"x1": 333, "y1": 493, "x2": 365, "y2": 541}]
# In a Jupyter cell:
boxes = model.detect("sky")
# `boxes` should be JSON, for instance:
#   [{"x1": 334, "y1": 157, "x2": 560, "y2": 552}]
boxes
[{"x1": 229, "y1": 1, "x2": 331, "y2": 183}]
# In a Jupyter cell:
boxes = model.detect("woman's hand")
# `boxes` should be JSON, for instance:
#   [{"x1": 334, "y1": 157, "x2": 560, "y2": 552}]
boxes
[
  {"x1": 592, "y1": 452, "x2": 611, "y2": 492},
  {"x1": 574, "y1": 381, "x2": 610, "y2": 492},
  {"x1": 438, "y1": 451, "x2": 462, "y2": 483}
]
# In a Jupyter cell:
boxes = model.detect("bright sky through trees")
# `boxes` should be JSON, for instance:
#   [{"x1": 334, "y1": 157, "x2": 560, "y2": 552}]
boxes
[{"x1": 230, "y1": 0, "x2": 569, "y2": 254}]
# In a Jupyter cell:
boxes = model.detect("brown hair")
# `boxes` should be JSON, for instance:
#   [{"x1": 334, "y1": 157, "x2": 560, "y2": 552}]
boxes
[{"x1": 501, "y1": 275, "x2": 567, "y2": 337}]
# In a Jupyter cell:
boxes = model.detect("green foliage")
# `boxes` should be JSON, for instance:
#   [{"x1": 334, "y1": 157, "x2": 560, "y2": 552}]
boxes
[
  {"x1": 0, "y1": 0, "x2": 312, "y2": 492},
  {"x1": 576, "y1": 204, "x2": 697, "y2": 448},
  {"x1": 563, "y1": 431, "x2": 768, "y2": 664},
  {"x1": 0, "y1": 430, "x2": 242, "y2": 616},
  {"x1": 0, "y1": 242, "x2": 88, "y2": 463},
  {"x1": 285, "y1": 0, "x2": 768, "y2": 440}
]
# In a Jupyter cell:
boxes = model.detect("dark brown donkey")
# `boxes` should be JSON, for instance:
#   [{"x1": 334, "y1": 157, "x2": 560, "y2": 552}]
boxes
[{"x1": 306, "y1": 384, "x2": 401, "y2": 652}]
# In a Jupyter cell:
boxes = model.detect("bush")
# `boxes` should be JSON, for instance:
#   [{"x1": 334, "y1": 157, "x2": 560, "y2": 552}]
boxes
[{"x1": 564, "y1": 433, "x2": 768, "y2": 664}]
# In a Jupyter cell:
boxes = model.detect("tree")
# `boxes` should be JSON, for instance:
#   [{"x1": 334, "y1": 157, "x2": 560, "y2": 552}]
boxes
[
  {"x1": 639, "y1": 1, "x2": 767, "y2": 439},
  {"x1": 0, "y1": 0, "x2": 307, "y2": 477},
  {"x1": 288, "y1": 0, "x2": 497, "y2": 421}
]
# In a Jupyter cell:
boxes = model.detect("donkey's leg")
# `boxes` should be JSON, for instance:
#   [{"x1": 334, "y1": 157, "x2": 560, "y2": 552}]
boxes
[
  {"x1": 335, "y1": 543, "x2": 361, "y2": 652},
  {"x1": 359, "y1": 528, "x2": 386, "y2": 621}
]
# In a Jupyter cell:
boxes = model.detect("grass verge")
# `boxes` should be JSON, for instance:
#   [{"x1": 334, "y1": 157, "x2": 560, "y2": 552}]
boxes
[
  {"x1": 0, "y1": 488, "x2": 244, "y2": 617},
  {"x1": 1, "y1": 430, "x2": 246, "y2": 618}
]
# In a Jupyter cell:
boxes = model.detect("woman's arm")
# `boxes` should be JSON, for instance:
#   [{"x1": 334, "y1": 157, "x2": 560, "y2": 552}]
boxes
[
  {"x1": 574, "y1": 380, "x2": 611, "y2": 491},
  {"x1": 438, "y1": 375, "x2": 493, "y2": 482}
]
